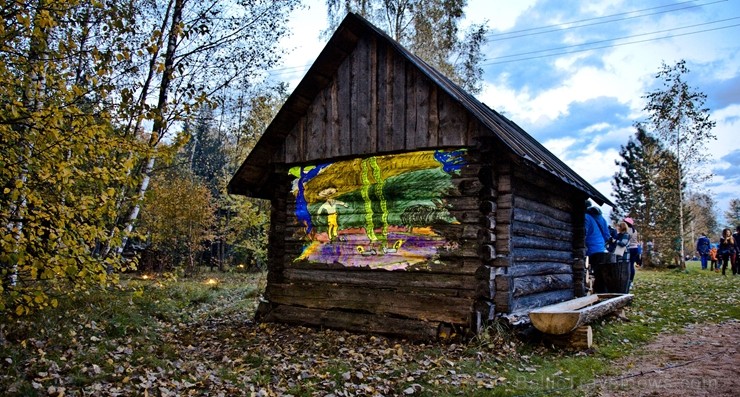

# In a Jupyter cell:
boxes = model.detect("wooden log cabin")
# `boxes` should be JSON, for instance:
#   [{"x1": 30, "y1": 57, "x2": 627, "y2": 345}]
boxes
[{"x1": 227, "y1": 13, "x2": 613, "y2": 340}]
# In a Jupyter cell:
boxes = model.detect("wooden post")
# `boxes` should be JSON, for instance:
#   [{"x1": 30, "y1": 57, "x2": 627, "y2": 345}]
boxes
[{"x1": 543, "y1": 325, "x2": 592, "y2": 350}]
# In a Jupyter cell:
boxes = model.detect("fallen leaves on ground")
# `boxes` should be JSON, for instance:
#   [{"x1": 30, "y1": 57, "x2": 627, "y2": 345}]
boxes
[{"x1": 0, "y1": 287, "x2": 523, "y2": 396}]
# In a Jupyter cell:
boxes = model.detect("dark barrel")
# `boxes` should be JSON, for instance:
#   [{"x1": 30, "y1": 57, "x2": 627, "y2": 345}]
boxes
[{"x1": 590, "y1": 253, "x2": 630, "y2": 293}]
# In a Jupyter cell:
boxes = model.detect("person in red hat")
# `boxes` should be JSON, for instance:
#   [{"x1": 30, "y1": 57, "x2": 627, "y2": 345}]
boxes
[{"x1": 623, "y1": 217, "x2": 639, "y2": 288}]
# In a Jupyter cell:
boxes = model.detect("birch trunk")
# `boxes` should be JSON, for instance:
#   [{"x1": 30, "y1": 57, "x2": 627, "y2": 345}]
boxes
[
  {"x1": 5, "y1": 1, "x2": 48, "y2": 286},
  {"x1": 109, "y1": 0, "x2": 185, "y2": 260}
]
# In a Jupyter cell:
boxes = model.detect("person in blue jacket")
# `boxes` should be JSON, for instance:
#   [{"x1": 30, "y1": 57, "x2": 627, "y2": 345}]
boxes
[
  {"x1": 585, "y1": 200, "x2": 612, "y2": 293},
  {"x1": 696, "y1": 232, "x2": 711, "y2": 270},
  {"x1": 585, "y1": 201, "x2": 610, "y2": 259}
]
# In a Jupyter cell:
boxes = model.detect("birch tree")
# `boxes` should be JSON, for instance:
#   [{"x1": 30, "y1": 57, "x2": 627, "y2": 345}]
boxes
[
  {"x1": 325, "y1": 0, "x2": 487, "y2": 93},
  {"x1": 1, "y1": 0, "x2": 139, "y2": 314},
  {"x1": 0, "y1": 0, "x2": 299, "y2": 314},
  {"x1": 107, "y1": 0, "x2": 300, "y2": 258},
  {"x1": 642, "y1": 60, "x2": 716, "y2": 269}
]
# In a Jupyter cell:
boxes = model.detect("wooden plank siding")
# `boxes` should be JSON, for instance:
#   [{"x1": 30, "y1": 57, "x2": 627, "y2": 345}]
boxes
[
  {"x1": 571, "y1": 196, "x2": 588, "y2": 297},
  {"x1": 265, "y1": 283, "x2": 473, "y2": 324},
  {"x1": 389, "y1": 44, "x2": 407, "y2": 151},
  {"x1": 266, "y1": 179, "x2": 291, "y2": 285},
  {"x1": 279, "y1": 37, "x2": 482, "y2": 165},
  {"x1": 261, "y1": 306, "x2": 441, "y2": 340},
  {"x1": 350, "y1": 36, "x2": 375, "y2": 155}
]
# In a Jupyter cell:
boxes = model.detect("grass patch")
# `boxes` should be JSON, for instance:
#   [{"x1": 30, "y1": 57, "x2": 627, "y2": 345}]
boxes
[
  {"x1": 0, "y1": 264, "x2": 736, "y2": 396},
  {"x1": 492, "y1": 261, "x2": 738, "y2": 396}
]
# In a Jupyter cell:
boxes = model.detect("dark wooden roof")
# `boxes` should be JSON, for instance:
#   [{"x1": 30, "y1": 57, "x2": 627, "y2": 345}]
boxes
[{"x1": 227, "y1": 12, "x2": 613, "y2": 207}]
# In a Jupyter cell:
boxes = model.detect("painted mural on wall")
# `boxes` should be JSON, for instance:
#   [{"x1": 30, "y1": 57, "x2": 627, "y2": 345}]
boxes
[{"x1": 288, "y1": 149, "x2": 466, "y2": 270}]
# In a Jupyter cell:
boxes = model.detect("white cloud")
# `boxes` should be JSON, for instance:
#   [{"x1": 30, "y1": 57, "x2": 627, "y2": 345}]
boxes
[
  {"x1": 556, "y1": 139, "x2": 621, "y2": 200},
  {"x1": 708, "y1": 104, "x2": 740, "y2": 158},
  {"x1": 478, "y1": 82, "x2": 535, "y2": 123},
  {"x1": 579, "y1": 0, "x2": 625, "y2": 16},
  {"x1": 542, "y1": 136, "x2": 577, "y2": 158},
  {"x1": 705, "y1": 104, "x2": 740, "y2": 215},
  {"x1": 283, "y1": 0, "x2": 740, "y2": 218},
  {"x1": 464, "y1": 0, "x2": 538, "y2": 31},
  {"x1": 273, "y1": 1, "x2": 329, "y2": 89}
]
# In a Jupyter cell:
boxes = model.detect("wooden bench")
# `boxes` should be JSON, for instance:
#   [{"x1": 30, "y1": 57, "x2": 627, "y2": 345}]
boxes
[{"x1": 529, "y1": 293, "x2": 634, "y2": 349}]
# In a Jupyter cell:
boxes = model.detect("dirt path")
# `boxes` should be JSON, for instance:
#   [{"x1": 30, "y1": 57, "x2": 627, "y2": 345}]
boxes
[{"x1": 585, "y1": 319, "x2": 739, "y2": 396}]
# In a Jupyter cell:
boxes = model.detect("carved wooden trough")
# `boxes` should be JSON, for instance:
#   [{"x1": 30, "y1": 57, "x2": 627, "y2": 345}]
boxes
[{"x1": 529, "y1": 293, "x2": 634, "y2": 335}]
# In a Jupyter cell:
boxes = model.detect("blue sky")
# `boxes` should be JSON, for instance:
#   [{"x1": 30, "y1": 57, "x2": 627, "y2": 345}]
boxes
[{"x1": 275, "y1": 0, "x2": 740, "y2": 225}]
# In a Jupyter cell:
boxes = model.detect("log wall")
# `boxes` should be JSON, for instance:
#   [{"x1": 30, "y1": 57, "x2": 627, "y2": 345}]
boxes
[
  {"x1": 258, "y1": 152, "x2": 488, "y2": 339},
  {"x1": 259, "y1": 145, "x2": 589, "y2": 337},
  {"x1": 493, "y1": 163, "x2": 582, "y2": 314}
]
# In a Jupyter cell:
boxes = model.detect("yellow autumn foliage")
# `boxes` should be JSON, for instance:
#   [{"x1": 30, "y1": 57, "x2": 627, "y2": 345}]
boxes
[
  {"x1": 139, "y1": 172, "x2": 216, "y2": 274},
  {"x1": 0, "y1": 0, "x2": 142, "y2": 315}
]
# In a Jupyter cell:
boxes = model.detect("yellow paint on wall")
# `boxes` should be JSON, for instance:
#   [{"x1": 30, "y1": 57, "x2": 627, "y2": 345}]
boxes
[{"x1": 301, "y1": 151, "x2": 440, "y2": 203}]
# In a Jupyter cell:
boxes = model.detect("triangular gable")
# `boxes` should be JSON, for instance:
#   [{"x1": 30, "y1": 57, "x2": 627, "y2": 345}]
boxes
[{"x1": 228, "y1": 12, "x2": 612, "y2": 207}]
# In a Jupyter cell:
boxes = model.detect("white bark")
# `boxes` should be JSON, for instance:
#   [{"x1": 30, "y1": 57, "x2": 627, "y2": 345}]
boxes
[{"x1": 115, "y1": 155, "x2": 156, "y2": 256}]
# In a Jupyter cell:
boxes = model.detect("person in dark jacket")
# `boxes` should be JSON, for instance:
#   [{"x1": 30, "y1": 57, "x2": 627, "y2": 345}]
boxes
[
  {"x1": 623, "y1": 217, "x2": 640, "y2": 286},
  {"x1": 718, "y1": 228, "x2": 735, "y2": 276},
  {"x1": 733, "y1": 225, "x2": 740, "y2": 275},
  {"x1": 608, "y1": 221, "x2": 630, "y2": 259},
  {"x1": 696, "y1": 233, "x2": 711, "y2": 270}
]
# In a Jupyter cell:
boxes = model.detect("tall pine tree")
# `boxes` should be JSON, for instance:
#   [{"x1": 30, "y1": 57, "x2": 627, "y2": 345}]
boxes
[
  {"x1": 184, "y1": 107, "x2": 228, "y2": 197},
  {"x1": 612, "y1": 125, "x2": 681, "y2": 267}
]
